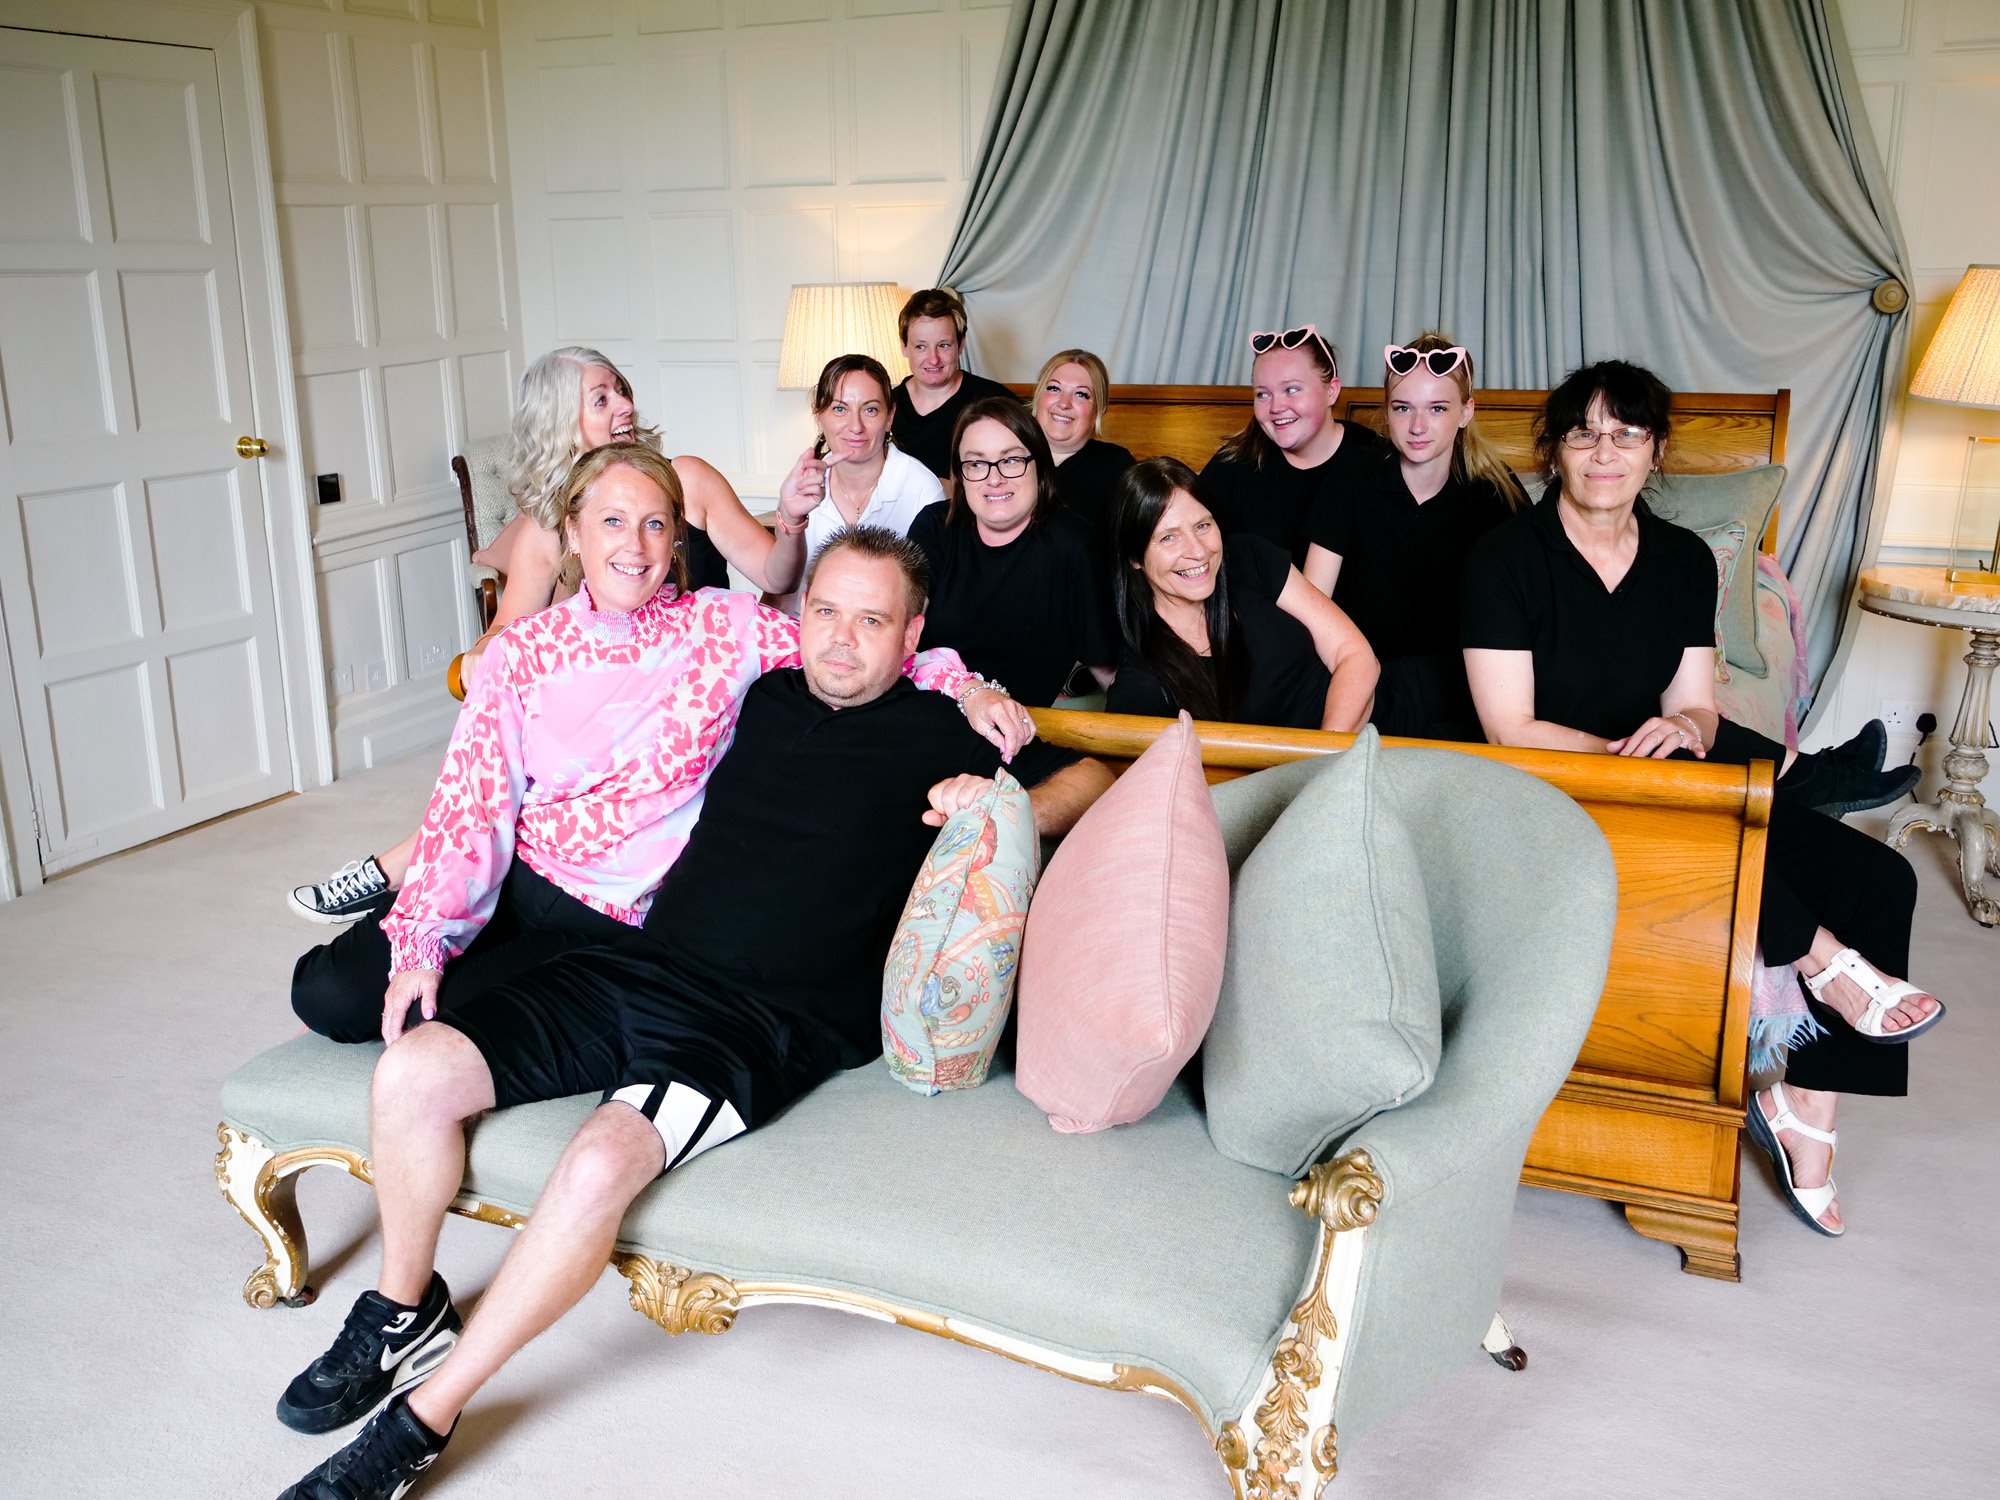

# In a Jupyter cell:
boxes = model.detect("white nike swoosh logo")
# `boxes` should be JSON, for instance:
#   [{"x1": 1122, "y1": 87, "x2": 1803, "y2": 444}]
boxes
[{"x1": 380, "y1": 1305, "x2": 448, "y2": 1373}]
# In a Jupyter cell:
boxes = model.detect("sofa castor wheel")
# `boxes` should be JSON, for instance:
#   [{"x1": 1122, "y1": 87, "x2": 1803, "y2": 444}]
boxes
[{"x1": 1488, "y1": 1344, "x2": 1526, "y2": 1371}]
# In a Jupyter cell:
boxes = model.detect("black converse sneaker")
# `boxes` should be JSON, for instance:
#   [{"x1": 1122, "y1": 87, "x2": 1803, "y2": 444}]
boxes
[
  {"x1": 277, "y1": 1274, "x2": 460, "y2": 1434},
  {"x1": 290, "y1": 856, "x2": 391, "y2": 924},
  {"x1": 278, "y1": 1393, "x2": 450, "y2": 1500}
]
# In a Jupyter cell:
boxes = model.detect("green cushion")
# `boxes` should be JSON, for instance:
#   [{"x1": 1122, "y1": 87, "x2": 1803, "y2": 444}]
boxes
[
  {"x1": 1201, "y1": 729, "x2": 1443, "y2": 1176},
  {"x1": 1645, "y1": 465, "x2": 1785, "y2": 677},
  {"x1": 220, "y1": 1033, "x2": 1313, "y2": 1427},
  {"x1": 880, "y1": 769, "x2": 1037, "y2": 1094}
]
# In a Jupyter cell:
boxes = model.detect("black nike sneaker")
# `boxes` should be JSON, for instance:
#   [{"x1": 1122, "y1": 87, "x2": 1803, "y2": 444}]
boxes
[
  {"x1": 276, "y1": 1274, "x2": 460, "y2": 1435},
  {"x1": 278, "y1": 1393, "x2": 450, "y2": 1500}
]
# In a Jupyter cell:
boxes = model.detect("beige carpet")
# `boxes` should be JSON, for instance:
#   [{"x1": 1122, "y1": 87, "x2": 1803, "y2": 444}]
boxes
[{"x1": 1, "y1": 751, "x2": 1993, "y2": 1498}]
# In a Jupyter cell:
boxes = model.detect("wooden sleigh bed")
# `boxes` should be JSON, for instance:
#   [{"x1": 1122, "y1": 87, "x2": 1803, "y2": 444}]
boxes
[{"x1": 1016, "y1": 380, "x2": 1794, "y2": 1279}]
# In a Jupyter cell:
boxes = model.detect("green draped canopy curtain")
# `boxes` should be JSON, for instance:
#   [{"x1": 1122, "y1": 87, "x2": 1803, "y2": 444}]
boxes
[{"x1": 941, "y1": 0, "x2": 1910, "y2": 703}]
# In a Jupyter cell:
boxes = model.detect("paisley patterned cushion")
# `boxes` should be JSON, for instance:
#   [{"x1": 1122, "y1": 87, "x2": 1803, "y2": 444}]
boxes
[{"x1": 880, "y1": 769, "x2": 1039, "y2": 1095}]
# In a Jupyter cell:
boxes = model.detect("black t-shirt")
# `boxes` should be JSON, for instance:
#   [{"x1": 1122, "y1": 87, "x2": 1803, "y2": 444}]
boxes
[
  {"x1": 1105, "y1": 533, "x2": 1328, "y2": 731},
  {"x1": 908, "y1": 501, "x2": 1116, "y2": 706},
  {"x1": 641, "y1": 671, "x2": 1078, "y2": 1055},
  {"x1": 1051, "y1": 438, "x2": 1137, "y2": 541},
  {"x1": 1199, "y1": 421, "x2": 1395, "y2": 567},
  {"x1": 1303, "y1": 468, "x2": 1516, "y2": 661},
  {"x1": 1460, "y1": 494, "x2": 1715, "y2": 741},
  {"x1": 891, "y1": 372, "x2": 1020, "y2": 477}
]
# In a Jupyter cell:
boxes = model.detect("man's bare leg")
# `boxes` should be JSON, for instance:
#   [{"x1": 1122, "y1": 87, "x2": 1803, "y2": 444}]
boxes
[
  {"x1": 406, "y1": 1101, "x2": 666, "y2": 1434},
  {"x1": 372, "y1": 1024, "x2": 497, "y2": 1305}
]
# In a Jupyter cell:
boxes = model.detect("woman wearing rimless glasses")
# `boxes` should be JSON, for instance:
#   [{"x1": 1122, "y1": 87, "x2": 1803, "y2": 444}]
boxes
[
  {"x1": 1198, "y1": 323, "x2": 1395, "y2": 567},
  {"x1": 1461, "y1": 359, "x2": 1944, "y2": 1237},
  {"x1": 1299, "y1": 332, "x2": 1524, "y2": 741},
  {"x1": 906, "y1": 396, "x2": 1117, "y2": 707}
]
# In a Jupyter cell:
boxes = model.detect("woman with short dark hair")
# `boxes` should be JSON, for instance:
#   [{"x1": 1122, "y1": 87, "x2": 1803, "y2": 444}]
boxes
[
  {"x1": 1461, "y1": 359, "x2": 1945, "y2": 1236},
  {"x1": 906, "y1": 396, "x2": 1115, "y2": 706},
  {"x1": 889, "y1": 287, "x2": 1018, "y2": 477},
  {"x1": 1105, "y1": 456, "x2": 1377, "y2": 731}
]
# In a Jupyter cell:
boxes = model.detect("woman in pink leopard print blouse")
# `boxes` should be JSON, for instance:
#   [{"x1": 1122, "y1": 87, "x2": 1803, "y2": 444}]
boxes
[{"x1": 292, "y1": 443, "x2": 1028, "y2": 1045}]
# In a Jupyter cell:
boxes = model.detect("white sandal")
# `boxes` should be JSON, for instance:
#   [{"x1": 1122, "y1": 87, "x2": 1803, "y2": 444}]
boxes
[
  {"x1": 1745, "y1": 1082, "x2": 1842, "y2": 1238},
  {"x1": 1801, "y1": 946, "x2": 1945, "y2": 1044}
]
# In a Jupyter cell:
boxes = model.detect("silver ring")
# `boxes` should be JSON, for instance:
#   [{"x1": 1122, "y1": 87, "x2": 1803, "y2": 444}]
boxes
[{"x1": 1020, "y1": 715, "x2": 1031, "y2": 726}]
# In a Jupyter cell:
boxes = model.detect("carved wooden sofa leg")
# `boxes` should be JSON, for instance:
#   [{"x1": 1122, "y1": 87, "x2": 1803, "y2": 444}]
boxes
[
  {"x1": 214, "y1": 1125, "x2": 372, "y2": 1310},
  {"x1": 1482, "y1": 1313, "x2": 1527, "y2": 1371},
  {"x1": 612, "y1": 1254, "x2": 742, "y2": 1336},
  {"x1": 1215, "y1": 1149, "x2": 1385, "y2": 1499},
  {"x1": 1621, "y1": 1201, "x2": 1741, "y2": 1282}
]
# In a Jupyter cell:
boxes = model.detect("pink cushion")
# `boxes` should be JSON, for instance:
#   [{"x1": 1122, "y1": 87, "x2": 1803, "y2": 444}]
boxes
[{"x1": 1015, "y1": 713, "x2": 1229, "y2": 1132}]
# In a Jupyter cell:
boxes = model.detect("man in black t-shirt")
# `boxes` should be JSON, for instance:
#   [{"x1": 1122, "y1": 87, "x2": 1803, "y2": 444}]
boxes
[{"x1": 271, "y1": 528, "x2": 1112, "y2": 1500}]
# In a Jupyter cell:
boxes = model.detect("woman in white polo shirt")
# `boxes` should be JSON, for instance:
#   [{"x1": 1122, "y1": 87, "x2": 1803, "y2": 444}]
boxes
[{"x1": 770, "y1": 353, "x2": 944, "y2": 612}]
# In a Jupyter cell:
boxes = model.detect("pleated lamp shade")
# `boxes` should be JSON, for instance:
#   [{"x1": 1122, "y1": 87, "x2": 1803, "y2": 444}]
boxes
[
  {"x1": 1911, "y1": 265, "x2": 2000, "y2": 409},
  {"x1": 776, "y1": 282, "x2": 910, "y2": 389}
]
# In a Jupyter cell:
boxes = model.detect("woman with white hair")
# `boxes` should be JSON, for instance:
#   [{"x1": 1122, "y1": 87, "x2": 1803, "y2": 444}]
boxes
[{"x1": 288, "y1": 346, "x2": 822, "y2": 922}]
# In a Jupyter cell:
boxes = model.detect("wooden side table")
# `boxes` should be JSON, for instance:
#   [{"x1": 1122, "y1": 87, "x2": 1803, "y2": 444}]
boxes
[{"x1": 1856, "y1": 565, "x2": 2000, "y2": 926}]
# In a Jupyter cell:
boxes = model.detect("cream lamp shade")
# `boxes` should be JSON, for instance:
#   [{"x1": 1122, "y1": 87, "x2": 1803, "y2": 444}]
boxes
[
  {"x1": 776, "y1": 282, "x2": 910, "y2": 389},
  {"x1": 1910, "y1": 264, "x2": 2000, "y2": 409}
]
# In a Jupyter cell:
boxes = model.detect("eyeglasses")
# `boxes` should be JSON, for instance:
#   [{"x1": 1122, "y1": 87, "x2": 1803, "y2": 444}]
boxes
[
  {"x1": 1249, "y1": 324, "x2": 1336, "y2": 374},
  {"x1": 1559, "y1": 425, "x2": 1655, "y2": 450},
  {"x1": 1385, "y1": 344, "x2": 1467, "y2": 378},
  {"x1": 959, "y1": 454, "x2": 1032, "y2": 481}
]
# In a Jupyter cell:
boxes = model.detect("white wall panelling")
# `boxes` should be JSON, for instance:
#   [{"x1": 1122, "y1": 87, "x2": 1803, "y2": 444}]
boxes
[
  {"x1": 259, "y1": 0, "x2": 523, "y2": 775},
  {"x1": 1811, "y1": 1, "x2": 2000, "y2": 807},
  {"x1": 500, "y1": 0, "x2": 1009, "y2": 503}
]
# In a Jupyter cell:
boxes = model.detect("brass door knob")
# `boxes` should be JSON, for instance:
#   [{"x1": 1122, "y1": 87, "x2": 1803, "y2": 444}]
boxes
[{"x1": 235, "y1": 435, "x2": 269, "y2": 459}]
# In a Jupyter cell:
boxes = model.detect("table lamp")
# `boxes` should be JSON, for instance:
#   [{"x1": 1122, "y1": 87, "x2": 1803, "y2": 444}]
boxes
[
  {"x1": 1909, "y1": 263, "x2": 2000, "y2": 585},
  {"x1": 776, "y1": 282, "x2": 910, "y2": 390}
]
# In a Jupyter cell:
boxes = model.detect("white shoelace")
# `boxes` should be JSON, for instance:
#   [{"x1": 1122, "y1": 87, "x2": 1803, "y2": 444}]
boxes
[{"x1": 318, "y1": 860, "x2": 383, "y2": 906}]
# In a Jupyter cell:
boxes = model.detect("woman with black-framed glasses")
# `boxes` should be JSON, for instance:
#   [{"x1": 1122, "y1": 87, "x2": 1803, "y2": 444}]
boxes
[
  {"x1": 1298, "y1": 332, "x2": 1525, "y2": 740},
  {"x1": 1198, "y1": 322, "x2": 1396, "y2": 567},
  {"x1": 1461, "y1": 358, "x2": 1945, "y2": 1238},
  {"x1": 906, "y1": 395, "x2": 1117, "y2": 706}
]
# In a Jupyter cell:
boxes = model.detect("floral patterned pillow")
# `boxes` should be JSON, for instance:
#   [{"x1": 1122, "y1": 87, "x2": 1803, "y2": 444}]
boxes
[
  {"x1": 1695, "y1": 520, "x2": 1750, "y2": 686},
  {"x1": 880, "y1": 769, "x2": 1039, "y2": 1095}
]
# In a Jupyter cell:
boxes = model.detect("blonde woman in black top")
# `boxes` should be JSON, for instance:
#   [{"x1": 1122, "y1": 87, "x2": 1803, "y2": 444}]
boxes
[{"x1": 1301, "y1": 333, "x2": 1522, "y2": 740}]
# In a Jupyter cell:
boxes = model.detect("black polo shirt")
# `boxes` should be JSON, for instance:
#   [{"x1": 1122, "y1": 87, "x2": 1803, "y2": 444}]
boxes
[
  {"x1": 1105, "y1": 533, "x2": 1328, "y2": 730},
  {"x1": 1302, "y1": 469, "x2": 1516, "y2": 661},
  {"x1": 640, "y1": 671, "x2": 1078, "y2": 1055},
  {"x1": 908, "y1": 501, "x2": 1116, "y2": 706},
  {"x1": 890, "y1": 372, "x2": 1019, "y2": 477},
  {"x1": 1198, "y1": 421, "x2": 1396, "y2": 567},
  {"x1": 1460, "y1": 495, "x2": 1715, "y2": 741}
]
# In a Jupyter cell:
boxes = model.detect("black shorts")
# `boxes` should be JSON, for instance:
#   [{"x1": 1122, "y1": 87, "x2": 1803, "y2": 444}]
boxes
[{"x1": 435, "y1": 943, "x2": 856, "y2": 1172}]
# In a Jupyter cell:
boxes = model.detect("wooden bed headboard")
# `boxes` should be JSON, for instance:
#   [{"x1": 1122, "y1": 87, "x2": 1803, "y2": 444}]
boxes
[{"x1": 1007, "y1": 382, "x2": 1792, "y2": 554}]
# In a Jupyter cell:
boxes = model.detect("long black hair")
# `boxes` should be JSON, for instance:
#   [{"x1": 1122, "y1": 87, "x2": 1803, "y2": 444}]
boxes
[{"x1": 1110, "y1": 456, "x2": 1242, "y2": 721}]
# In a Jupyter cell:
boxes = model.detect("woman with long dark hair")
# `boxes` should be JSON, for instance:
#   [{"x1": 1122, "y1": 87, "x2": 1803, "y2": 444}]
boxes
[{"x1": 1105, "y1": 456, "x2": 1376, "y2": 730}]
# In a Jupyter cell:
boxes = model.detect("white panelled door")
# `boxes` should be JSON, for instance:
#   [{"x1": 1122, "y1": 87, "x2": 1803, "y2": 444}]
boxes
[{"x1": 0, "y1": 27, "x2": 291, "y2": 875}]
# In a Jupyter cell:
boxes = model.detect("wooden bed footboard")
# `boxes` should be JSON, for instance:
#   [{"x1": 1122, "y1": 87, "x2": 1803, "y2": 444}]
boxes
[{"x1": 1032, "y1": 709, "x2": 1771, "y2": 1281}]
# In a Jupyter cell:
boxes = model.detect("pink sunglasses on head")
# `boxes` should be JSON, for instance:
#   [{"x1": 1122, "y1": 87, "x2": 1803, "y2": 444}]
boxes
[
  {"x1": 1385, "y1": 343, "x2": 1468, "y2": 378},
  {"x1": 1249, "y1": 324, "x2": 1336, "y2": 374}
]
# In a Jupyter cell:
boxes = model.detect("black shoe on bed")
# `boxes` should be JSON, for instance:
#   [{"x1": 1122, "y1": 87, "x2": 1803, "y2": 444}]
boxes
[{"x1": 276, "y1": 1274, "x2": 459, "y2": 1435}]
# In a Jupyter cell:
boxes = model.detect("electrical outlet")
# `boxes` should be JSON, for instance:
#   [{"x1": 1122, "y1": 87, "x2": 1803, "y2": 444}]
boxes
[
  {"x1": 1881, "y1": 700, "x2": 1922, "y2": 730},
  {"x1": 332, "y1": 665, "x2": 354, "y2": 695},
  {"x1": 367, "y1": 662, "x2": 389, "y2": 692}
]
